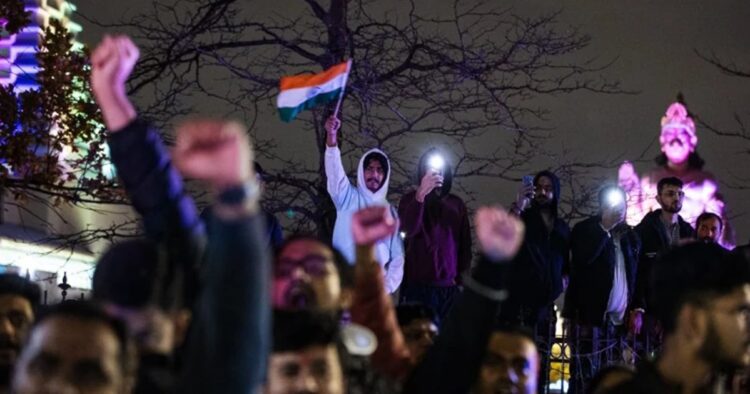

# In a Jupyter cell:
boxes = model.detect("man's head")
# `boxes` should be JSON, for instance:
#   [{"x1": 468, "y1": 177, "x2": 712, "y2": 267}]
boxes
[
  {"x1": 475, "y1": 326, "x2": 539, "y2": 394},
  {"x1": 530, "y1": 171, "x2": 561, "y2": 217},
  {"x1": 93, "y1": 239, "x2": 191, "y2": 355},
  {"x1": 586, "y1": 365, "x2": 635, "y2": 394},
  {"x1": 660, "y1": 102, "x2": 698, "y2": 165},
  {"x1": 273, "y1": 235, "x2": 353, "y2": 311},
  {"x1": 0, "y1": 275, "x2": 40, "y2": 386},
  {"x1": 266, "y1": 309, "x2": 344, "y2": 394},
  {"x1": 656, "y1": 177, "x2": 684, "y2": 214},
  {"x1": 598, "y1": 186, "x2": 627, "y2": 226},
  {"x1": 362, "y1": 152, "x2": 388, "y2": 193},
  {"x1": 12, "y1": 301, "x2": 135, "y2": 394},
  {"x1": 696, "y1": 212, "x2": 723, "y2": 244},
  {"x1": 652, "y1": 244, "x2": 750, "y2": 372},
  {"x1": 396, "y1": 304, "x2": 438, "y2": 364}
]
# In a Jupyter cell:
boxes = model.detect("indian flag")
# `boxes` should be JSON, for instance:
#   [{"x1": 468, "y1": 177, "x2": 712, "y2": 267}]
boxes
[{"x1": 277, "y1": 60, "x2": 351, "y2": 122}]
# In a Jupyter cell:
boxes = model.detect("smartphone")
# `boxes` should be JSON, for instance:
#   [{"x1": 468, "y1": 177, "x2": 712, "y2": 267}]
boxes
[{"x1": 522, "y1": 175, "x2": 534, "y2": 188}]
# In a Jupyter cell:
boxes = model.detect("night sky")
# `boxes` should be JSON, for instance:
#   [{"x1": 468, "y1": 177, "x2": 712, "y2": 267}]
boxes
[{"x1": 75, "y1": 0, "x2": 750, "y2": 242}]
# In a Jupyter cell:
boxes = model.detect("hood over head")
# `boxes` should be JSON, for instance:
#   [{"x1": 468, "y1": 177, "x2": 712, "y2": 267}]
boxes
[{"x1": 357, "y1": 148, "x2": 391, "y2": 202}]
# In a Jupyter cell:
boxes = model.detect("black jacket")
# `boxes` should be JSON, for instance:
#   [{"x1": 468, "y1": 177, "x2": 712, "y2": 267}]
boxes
[
  {"x1": 563, "y1": 216, "x2": 640, "y2": 326},
  {"x1": 499, "y1": 206, "x2": 570, "y2": 326},
  {"x1": 633, "y1": 210, "x2": 694, "y2": 311}
]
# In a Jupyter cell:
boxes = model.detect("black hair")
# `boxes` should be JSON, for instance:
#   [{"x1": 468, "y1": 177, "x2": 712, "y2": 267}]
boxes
[
  {"x1": 92, "y1": 239, "x2": 186, "y2": 311},
  {"x1": 651, "y1": 243, "x2": 750, "y2": 334},
  {"x1": 0, "y1": 274, "x2": 41, "y2": 309},
  {"x1": 34, "y1": 301, "x2": 135, "y2": 375},
  {"x1": 363, "y1": 152, "x2": 389, "y2": 180},
  {"x1": 272, "y1": 309, "x2": 340, "y2": 352},
  {"x1": 696, "y1": 212, "x2": 723, "y2": 231},
  {"x1": 275, "y1": 234, "x2": 354, "y2": 288},
  {"x1": 533, "y1": 170, "x2": 561, "y2": 218},
  {"x1": 585, "y1": 364, "x2": 635, "y2": 394},
  {"x1": 655, "y1": 151, "x2": 705, "y2": 171},
  {"x1": 396, "y1": 303, "x2": 438, "y2": 327},
  {"x1": 657, "y1": 177, "x2": 683, "y2": 195},
  {"x1": 490, "y1": 322, "x2": 537, "y2": 345}
]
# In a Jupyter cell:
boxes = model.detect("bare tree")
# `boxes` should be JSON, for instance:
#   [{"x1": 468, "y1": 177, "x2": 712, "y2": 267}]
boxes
[{"x1": 87, "y1": 0, "x2": 624, "y2": 236}]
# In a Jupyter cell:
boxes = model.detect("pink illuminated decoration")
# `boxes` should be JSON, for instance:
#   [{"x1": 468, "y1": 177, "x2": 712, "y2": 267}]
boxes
[{"x1": 618, "y1": 100, "x2": 734, "y2": 248}]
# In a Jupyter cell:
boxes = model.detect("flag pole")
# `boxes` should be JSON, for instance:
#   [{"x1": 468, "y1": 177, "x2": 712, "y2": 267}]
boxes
[{"x1": 332, "y1": 59, "x2": 352, "y2": 119}]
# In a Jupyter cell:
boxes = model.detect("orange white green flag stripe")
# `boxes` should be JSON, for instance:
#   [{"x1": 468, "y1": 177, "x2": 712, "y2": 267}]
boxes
[{"x1": 277, "y1": 60, "x2": 352, "y2": 122}]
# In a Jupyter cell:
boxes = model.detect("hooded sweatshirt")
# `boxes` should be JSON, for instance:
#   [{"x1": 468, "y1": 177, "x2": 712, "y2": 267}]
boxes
[
  {"x1": 325, "y1": 146, "x2": 404, "y2": 293},
  {"x1": 398, "y1": 148, "x2": 472, "y2": 287}
]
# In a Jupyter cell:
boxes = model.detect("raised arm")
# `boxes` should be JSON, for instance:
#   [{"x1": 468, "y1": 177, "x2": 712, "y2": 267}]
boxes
[
  {"x1": 171, "y1": 119, "x2": 270, "y2": 393},
  {"x1": 323, "y1": 115, "x2": 354, "y2": 208}
]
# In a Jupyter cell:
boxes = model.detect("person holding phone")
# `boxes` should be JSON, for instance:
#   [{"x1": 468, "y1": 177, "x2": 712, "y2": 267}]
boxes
[{"x1": 398, "y1": 148, "x2": 472, "y2": 324}]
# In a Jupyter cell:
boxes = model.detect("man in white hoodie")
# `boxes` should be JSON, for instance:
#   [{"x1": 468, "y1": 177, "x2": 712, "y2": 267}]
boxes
[{"x1": 324, "y1": 116, "x2": 404, "y2": 294}]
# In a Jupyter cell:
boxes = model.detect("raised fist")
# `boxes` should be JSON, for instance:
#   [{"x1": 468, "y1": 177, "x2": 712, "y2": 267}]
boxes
[
  {"x1": 474, "y1": 206, "x2": 525, "y2": 262},
  {"x1": 352, "y1": 206, "x2": 398, "y2": 246},
  {"x1": 325, "y1": 116, "x2": 341, "y2": 147},
  {"x1": 173, "y1": 119, "x2": 253, "y2": 190},
  {"x1": 91, "y1": 35, "x2": 139, "y2": 104}
]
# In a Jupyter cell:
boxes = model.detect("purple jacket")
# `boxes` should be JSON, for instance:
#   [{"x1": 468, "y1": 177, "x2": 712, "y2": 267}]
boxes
[{"x1": 398, "y1": 190, "x2": 472, "y2": 286}]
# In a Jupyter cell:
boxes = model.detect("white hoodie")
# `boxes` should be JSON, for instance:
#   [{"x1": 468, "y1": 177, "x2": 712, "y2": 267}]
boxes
[{"x1": 325, "y1": 146, "x2": 404, "y2": 293}]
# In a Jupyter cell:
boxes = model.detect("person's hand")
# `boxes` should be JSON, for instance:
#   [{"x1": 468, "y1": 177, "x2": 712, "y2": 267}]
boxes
[
  {"x1": 475, "y1": 206, "x2": 525, "y2": 262},
  {"x1": 618, "y1": 161, "x2": 639, "y2": 191},
  {"x1": 514, "y1": 183, "x2": 534, "y2": 212},
  {"x1": 90, "y1": 35, "x2": 139, "y2": 131},
  {"x1": 352, "y1": 206, "x2": 398, "y2": 246},
  {"x1": 173, "y1": 119, "x2": 253, "y2": 192},
  {"x1": 628, "y1": 310, "x2": 643, "y2": 335},
  {"x1": 325, "y1": 116, "x2": 341, "y2": 147},
  {"x1": 416, "y1": 170, "x2": 444, "y2": 202}
]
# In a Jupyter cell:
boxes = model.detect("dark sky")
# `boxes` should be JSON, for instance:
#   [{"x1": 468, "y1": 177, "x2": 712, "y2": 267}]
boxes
[{"x1": 75, "y1": 0, "x2": 750, "y2": 242}]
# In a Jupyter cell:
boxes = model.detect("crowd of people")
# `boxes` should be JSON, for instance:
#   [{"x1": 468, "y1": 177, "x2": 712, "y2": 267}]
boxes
[{"x1": 0, "y1": 34, "x2": 748, "y2": 394}]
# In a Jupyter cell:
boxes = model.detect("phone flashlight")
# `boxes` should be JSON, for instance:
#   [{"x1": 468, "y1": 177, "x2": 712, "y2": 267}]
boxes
[{"x1": 428, "y1": 154, "x2": 445, "y2": 171}]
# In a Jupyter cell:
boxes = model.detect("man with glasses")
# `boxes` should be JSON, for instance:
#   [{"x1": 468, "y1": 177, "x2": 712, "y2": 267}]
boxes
[
  {"x1": 630, "y1": 177, "x2": 695, "y2": 348},
  {"x1": 474, "y1": 326, "x2": 540, "y2": 394}
]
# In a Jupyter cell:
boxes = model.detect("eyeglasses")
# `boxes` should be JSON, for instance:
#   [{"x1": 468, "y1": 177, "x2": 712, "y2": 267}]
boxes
[{"x1": 275, "y1": 255, "x2": 333, "y2": 278}]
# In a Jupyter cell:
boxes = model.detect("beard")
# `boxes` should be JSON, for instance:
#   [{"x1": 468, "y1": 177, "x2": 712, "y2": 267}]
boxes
[
  {"x1": 698, "y1": 319, "x2": 750, "y2": 373},
  {"x1": 662, "y1": 202, "x2": 682, "y2": 214}
]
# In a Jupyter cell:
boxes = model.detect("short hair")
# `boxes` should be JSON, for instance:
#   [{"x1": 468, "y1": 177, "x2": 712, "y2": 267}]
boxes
[
  {"x1": 363, "y1": 151, "x2": 389, "y2": 177},
  {"x1": 696, "y1": 212, "x2": 723, "y2": 231},
  {"x1": 0, "y1": 274, "x2": 41, "y2": 309},
  {"x1": 34, "y1": 301, "x2": 135, "y2": 375},
  {"x1": 490, "y1": 322, "x2": 536, "y2": 345},
  {"x1": 396, "y1": 303, "x2": 438, "y2": 327},
  {"x1": 275, "y1": 234, "x2": 354, "y2": 288},
  {"x1": 93, "y1": 239, "x2": 185, "y2": 311},
  {"x1": 651, "y1": 243, "x2": 750, "y2": 334},
  {"x1": 657, "y1": 177, "x2": 683, "y2": 194},
  {"x1": 272, "y1": 309, "x2": 339, "y2": 352}
]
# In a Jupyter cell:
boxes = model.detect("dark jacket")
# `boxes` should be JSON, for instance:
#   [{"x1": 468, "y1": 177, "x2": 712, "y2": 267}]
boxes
[
  {"x1": 563, "y1": 216, "x2": 640, "y2": 326},
  {"x1": 399, "y1": 149, "x2": 472, "y2": 286},
  {"x1": 108, "y1": 119, "x2": 270, "y2": 393},
  {"x1": 633, "y1": 209, "x2": 694, "y2": 311},
  {"x1": 202, "y1": 207, "x2": 283, "y2": 251},
  {"x1": 499, "y1": 205, "x2": 570, "y2": 326},
  {"x1": 403, "y1": 256, "x2": 512, "y2": 393}
]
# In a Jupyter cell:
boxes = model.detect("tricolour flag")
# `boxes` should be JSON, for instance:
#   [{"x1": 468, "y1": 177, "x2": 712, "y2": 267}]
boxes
[{"x1": 276, "y1": 60, "x2": 351, "y2": 122}]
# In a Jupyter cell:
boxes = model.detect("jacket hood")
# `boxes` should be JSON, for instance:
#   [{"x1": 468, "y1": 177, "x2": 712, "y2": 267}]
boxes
[
  {"x1": 357, "y1": 148, "x2": 391, "y2": 202},
  {"x1": 416, "y1": 148, "x2": 454, "y2": 198}
]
